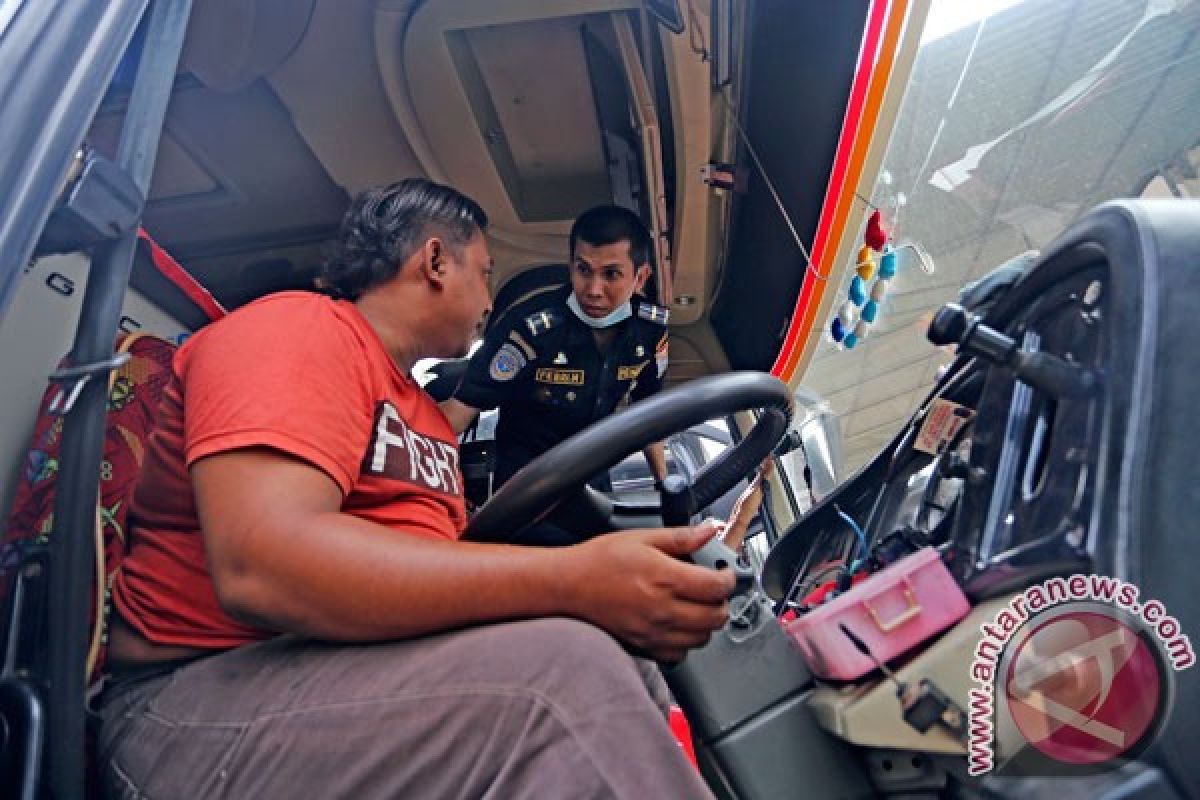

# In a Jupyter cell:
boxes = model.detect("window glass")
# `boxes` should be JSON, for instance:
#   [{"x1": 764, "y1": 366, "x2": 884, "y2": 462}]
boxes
[
  {"x1": 802, "y1": 0, "x2": 1200, "y2": 481},
  {"x1": 0, "y1": 1, "x2": 20, "y2": 39},
  {"x1": 775, "y1": 388, "x2": 843, "y2": 515}
]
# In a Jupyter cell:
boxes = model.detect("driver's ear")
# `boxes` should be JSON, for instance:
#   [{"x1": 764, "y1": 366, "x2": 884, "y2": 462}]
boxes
[{"x1": 421, "y1": 238, "x2": 447, "y2": 288}]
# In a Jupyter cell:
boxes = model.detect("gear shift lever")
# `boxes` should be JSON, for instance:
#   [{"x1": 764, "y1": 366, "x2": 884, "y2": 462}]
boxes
[
  {"x1": 928, "y1": 303, "x2": 1098, "y2": 398},
  {"x1": 659, "y1": 475, "x2": 755, "y2": 595}
]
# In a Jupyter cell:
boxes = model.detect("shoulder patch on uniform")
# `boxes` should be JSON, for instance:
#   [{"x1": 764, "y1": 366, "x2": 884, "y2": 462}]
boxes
[
  {"x1": 524, "y1": 308, "x2": 563, "y2": 337},
  {"x1": 489, "y1": 343, "x2": 526, "y2": 382},
  {"x1": 636, "y1": 301, "x2": 669, "y2": 325}
]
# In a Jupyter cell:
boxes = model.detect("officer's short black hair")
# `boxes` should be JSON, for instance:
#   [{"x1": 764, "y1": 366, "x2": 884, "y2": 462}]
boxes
[
  {"x1": 320, "y1": 179, "x2": 488, "y2": 300},
  {"x1": 569, "y1": 205, "x2": 652, "y2": 269}
]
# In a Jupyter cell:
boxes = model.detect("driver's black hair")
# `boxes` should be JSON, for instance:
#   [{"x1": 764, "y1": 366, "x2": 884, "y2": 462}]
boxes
[
  {"x1": 569, "y1": 205, "x2": 652, "y2": 269},
  {"x1": 319, "y1": 179, "x2": 488, "y2": 300}
]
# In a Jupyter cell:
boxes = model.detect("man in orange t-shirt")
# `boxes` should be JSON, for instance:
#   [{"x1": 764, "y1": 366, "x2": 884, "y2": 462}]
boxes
[{"x1": 96, "y1": 179, "x2": 729, "y2": 799}]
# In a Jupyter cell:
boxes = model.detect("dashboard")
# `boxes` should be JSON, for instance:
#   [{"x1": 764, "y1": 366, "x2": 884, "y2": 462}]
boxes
[
  {"x1": 752, "y1": 199, "x2": 1200, "y2": 797},
  {"x1": 765, "y1": 250, "x2": 1114, "y2": 606}
]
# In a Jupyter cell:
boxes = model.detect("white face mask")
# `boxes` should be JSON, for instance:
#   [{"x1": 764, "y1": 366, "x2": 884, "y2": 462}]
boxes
[{"x1": 567, "y1": 292, "x2": 632, "y2": 329}]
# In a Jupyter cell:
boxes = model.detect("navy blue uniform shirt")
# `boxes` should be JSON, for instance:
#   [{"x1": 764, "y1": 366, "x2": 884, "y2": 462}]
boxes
[{"x1": 456, "y1": 285, "x2": 669, "y2": 485}]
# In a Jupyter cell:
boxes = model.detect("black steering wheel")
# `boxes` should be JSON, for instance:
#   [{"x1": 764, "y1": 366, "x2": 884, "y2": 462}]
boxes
[{"x1": 463, "y1": 372, "x2": 793, "y2": 542}]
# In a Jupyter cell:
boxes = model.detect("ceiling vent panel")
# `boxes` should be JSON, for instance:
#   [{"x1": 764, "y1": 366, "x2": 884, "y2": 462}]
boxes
[{"x1": 448, "y1": 16, "x2": 611, "y2": 223}]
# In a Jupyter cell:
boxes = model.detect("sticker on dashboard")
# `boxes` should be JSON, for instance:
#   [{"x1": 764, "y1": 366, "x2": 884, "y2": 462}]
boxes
[{"x1": 914, "y1": 397, "x2": 975, "y2": 455}]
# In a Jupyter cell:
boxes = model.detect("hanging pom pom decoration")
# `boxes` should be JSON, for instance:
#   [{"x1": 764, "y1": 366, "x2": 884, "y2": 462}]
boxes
[
  {"x1": 879, "y1": 246, "x2": 898, "y2": 279},
  {"x1": 833, "y1": 207, "x2": 893, "y2": 351},
  {"x1": 854, "y1": 319, "x2": 870, "y2": 342},
  {"x1": 858, "y1": 247, "x2": 895, "y2": 343},
  {"x1": 832, "y1": 283, "x2": 861, "y2": 344},
  {"x1": 839, "y1": 300, "x2": 859, "y2": 328},
  {"x1": 856, "y1": 245, "x2": 876, "y2": 280},
  {"x1": 864, "y1": 209, "x2": 888, "y2": 252},
  {"x1": 848, "y1": 276, "x2": 867, "y2": 306}
]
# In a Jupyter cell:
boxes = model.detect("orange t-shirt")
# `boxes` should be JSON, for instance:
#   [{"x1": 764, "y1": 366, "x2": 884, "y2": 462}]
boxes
[{"x1": 112, "y1": 291, "x2": 466, "y2": 649}]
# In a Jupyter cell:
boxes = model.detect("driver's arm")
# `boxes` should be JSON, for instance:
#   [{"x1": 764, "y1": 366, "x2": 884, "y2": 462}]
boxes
[
  {"x1": 175, "y1": 296, "x2": 731, "y2": 664},
  {"x1": 195, "y1": 447, "x2": 732, "y2": 662}
]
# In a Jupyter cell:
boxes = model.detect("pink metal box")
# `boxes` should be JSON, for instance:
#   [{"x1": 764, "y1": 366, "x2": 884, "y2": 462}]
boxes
[{"x1": 784, "y1": 547, "x2": 969, "y2": 681}]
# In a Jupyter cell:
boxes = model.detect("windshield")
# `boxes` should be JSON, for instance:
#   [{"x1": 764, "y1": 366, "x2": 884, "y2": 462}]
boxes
[{"x1": 803, "y1": 0, "x2": 1200, "y2": 478}]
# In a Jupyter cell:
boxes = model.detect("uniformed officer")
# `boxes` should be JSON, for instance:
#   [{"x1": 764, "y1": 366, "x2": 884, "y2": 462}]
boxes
[{"x1": 441, "y1": 206, "x2": 669, "y2": 530}]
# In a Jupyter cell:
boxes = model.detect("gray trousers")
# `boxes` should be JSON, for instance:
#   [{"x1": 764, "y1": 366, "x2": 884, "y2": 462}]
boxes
[{"x1": 95, "y1": 617, "x2": 715, "y2": 799}]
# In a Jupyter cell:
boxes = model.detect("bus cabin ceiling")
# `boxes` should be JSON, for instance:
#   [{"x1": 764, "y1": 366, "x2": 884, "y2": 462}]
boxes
[{"x1": 85, "y1": 0, "x2": 872, "y2": 375}]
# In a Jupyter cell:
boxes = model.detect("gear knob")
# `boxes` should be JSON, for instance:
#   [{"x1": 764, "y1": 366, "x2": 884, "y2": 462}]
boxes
[
  {"x1": 926, "y1": 302, "x2": 1096, "y2": 398},
  {"x1": 927, "y1": 302, "x2": 970, "y2": 346}
]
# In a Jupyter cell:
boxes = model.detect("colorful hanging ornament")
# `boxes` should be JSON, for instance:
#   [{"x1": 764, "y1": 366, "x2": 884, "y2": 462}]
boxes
[
  {"x1": 864, "y1": 209, "x2": 888, "y2": 251},
  {"x1": 839, "y1": 300, "x2": 859, "y2": 328},
  {"x1": 860, "y1": 248, "x2": 894, "y2": 337},
  {"x1": 856, "y1": 244, "x2": 876, "y2": 280},
  {"x1": 831, "y1": 209, "x2": 894, "y2": 349},
  {"x1": 848, "y1": 276, "x2": 867, "y2": 306},
  {"x1": 879, "y1": 245, "x2": 898, "y2": 279}
]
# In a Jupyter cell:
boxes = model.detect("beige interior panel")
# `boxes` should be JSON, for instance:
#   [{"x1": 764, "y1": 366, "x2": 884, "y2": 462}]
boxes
[
  {"x1": 466, "y1": 21, "x2": 608, "y2": 186},
  {"x1": 484, "y1": 239, "x2": 570, "y2": 288},
  {"x1": 446, "y1": 18, "x2": 613, "y2": 226},
  {"x1": 269, "y1": 0, "x2": 422, "y2": 195},
  {"x1": 658, "y1": 5, "x2": 720, "y2": 326},
  {"x1": 612, "y1": 16, "x2": 673, "y2": 306},
  {"x1": 375, "y1": 0, "x2": 640, "y2": 278},
  {"x1": 805, "y1": 595, "x2": 1017, "y2": 756},
  {"x1": 180, "y1": 0, "x2": 315, "y2": 93},
  {"x1": 667, "y1": 321, "x2": 729, "y2": 385}
]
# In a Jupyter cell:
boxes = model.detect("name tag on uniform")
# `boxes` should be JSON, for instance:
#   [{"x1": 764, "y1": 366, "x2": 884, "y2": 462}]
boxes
[
  {"x1": 616, "y1": 361, "x2": 649, "y2": 381},
  {"x1": 535, "y1": 368, "x2": 585, "y2": 386}
]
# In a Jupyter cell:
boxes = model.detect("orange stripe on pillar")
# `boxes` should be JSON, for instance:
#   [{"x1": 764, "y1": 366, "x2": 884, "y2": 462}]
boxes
[{"x1": 771, "y1": 0, "x2": 910, "y2": 383}]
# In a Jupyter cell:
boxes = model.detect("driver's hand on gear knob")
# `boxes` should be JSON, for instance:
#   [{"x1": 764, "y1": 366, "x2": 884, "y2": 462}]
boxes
[{"x1": 561, "y1": 521, "x2": 734, "y2": 664}]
